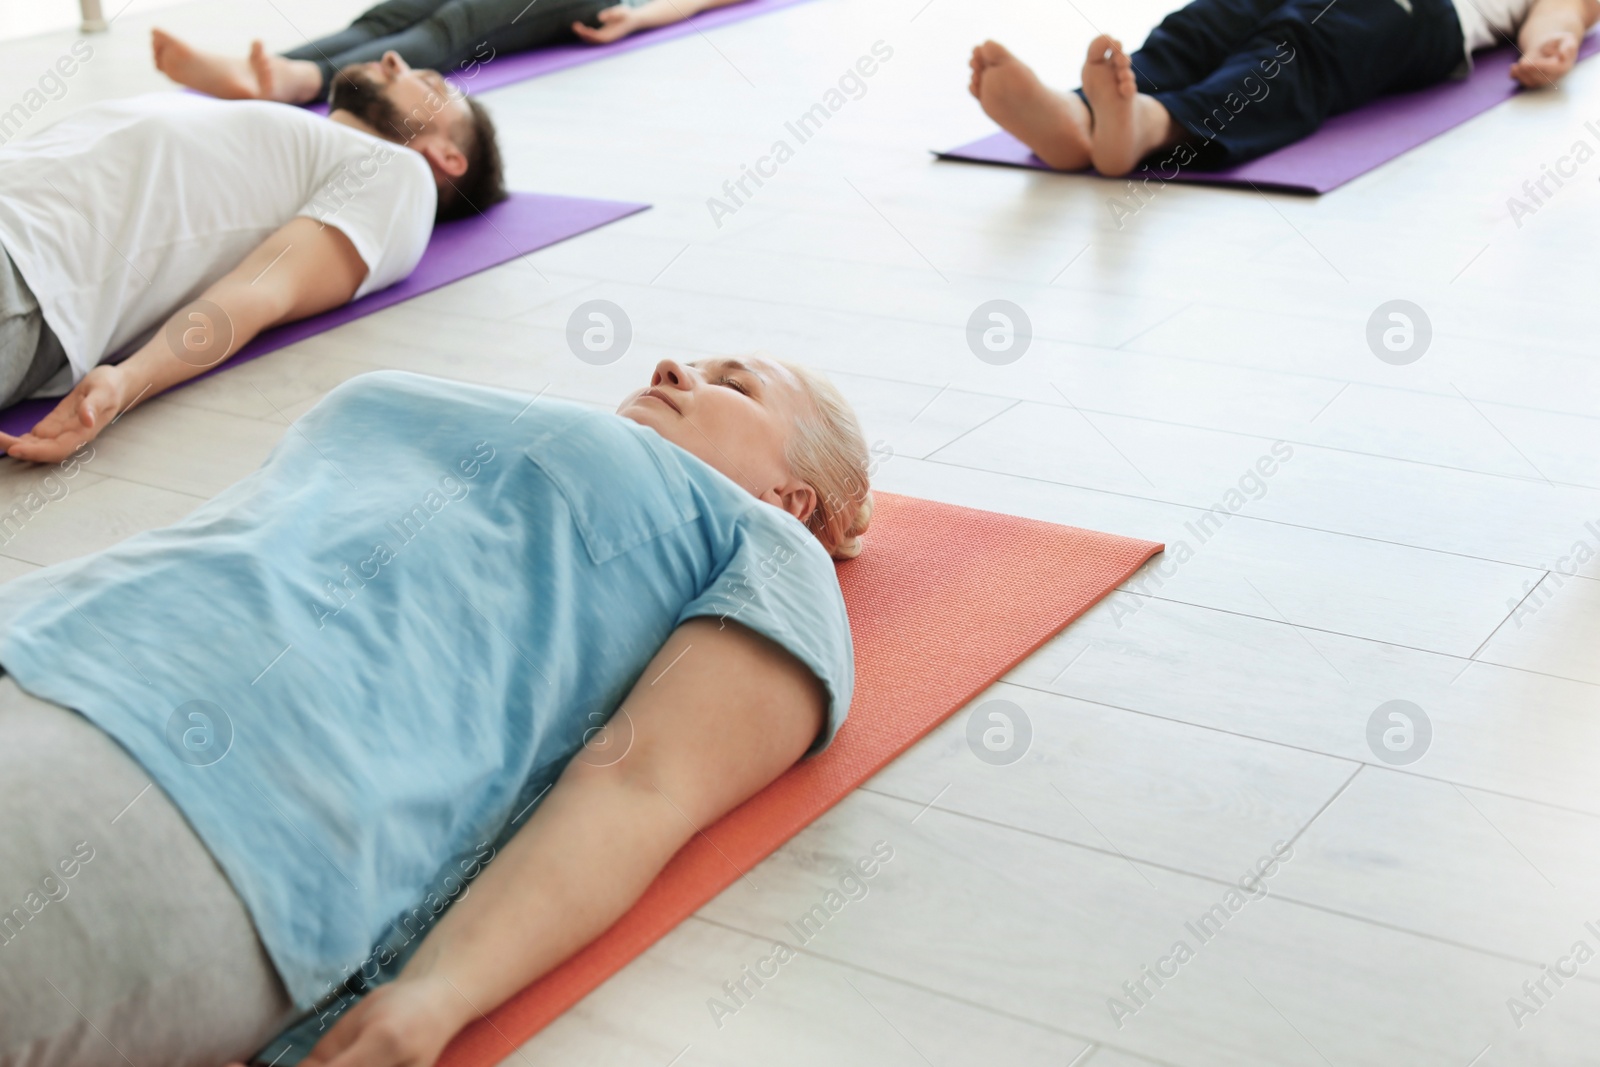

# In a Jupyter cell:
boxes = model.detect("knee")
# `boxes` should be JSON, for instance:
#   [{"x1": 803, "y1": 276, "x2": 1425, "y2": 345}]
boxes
[{"x1": 419, "y1": 6, "x2": 479, "y2": 54}]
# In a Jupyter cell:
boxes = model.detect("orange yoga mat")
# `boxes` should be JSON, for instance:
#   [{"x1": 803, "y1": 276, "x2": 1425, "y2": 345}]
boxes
[{"x1": 439, "y1": 492, "x2": 1163, "y2": 1066}]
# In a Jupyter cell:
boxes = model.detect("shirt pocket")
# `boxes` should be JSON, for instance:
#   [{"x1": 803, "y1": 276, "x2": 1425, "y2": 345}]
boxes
[{"x1": 523, "y1": 420, "x2": 699, "y2": 565}]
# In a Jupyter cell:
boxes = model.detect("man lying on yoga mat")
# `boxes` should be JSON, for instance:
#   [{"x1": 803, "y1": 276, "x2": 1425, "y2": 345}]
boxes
[
  {"x1": 0, "y1": 51, "x2": 504, "y2": 464},
  {"x1": 968, "y1": 0, "x2": 1600, "y2": 175},
  {"x1": 151, "y1": 0, "x2": 753, "y2": 105},
  {"x1": 0, "y1": 360, "x2": 872, "y2": 1067}
]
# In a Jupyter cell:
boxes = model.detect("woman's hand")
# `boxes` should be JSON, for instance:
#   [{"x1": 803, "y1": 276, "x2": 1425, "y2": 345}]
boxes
[
  {"x1": 572, "y1": 4, "x2": 647, "y2": 44},
  {"x1": 230, "y1": 620, "x2": 820, "y2": 1067},
  {"x1": 1511, "y1": 31, "x2": 1581, "y2": 87},
  {"x1": 0, "y1": 364, "x2": 131, "y2": 464},
  {"x1": 293, "y1": 976, "x2": 462, "y2": 1067}
]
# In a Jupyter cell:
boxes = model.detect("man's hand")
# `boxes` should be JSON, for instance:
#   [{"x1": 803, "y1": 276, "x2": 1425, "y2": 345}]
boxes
[
  {"x1": 1511, "y1": 31, "x2": 1581, "y2": 86},
  {"x1": 0, "y1": 365, "x2": 131, "y2": 464},
  {"x1": 0, "y1": 217, "x2": 366, "y2": 466},
  {"x1": 572, "y1": 4, "x2": 647, "y2": 44}
]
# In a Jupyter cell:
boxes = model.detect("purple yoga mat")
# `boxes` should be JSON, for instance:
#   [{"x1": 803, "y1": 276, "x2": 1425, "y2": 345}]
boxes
[
  {"x1": 301, "y1": 0, "x2": 819, "y2": 115},
  {"x1": 936, "y1": 34, "x2": 1600, "y2": 194},
  {"x1": 0, "y1": 191, "x2": 648, "y2": 437}
]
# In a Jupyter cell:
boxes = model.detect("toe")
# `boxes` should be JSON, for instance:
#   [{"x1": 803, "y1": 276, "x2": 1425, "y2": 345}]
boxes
[{"x1": 978, "y1": 40, "x2": 1011, "y2": 65}]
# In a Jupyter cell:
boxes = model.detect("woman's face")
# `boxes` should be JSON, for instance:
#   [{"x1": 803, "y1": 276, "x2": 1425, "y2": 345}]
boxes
[{"x1": 618, "y1": 357, "x2": 818, "y2": 525}]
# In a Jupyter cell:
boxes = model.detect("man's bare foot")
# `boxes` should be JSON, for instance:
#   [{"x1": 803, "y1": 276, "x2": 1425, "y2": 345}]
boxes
[
  {"x1": 969, "y1": 40, "x2": 1091, "y2": 171},
  {"x1": 249, "y1": 40, "x2": 325, "y2": 104},
  {"x1": 1080, "y1": 34, "x2": 1181, "y2": 177},
  {"x1": 151, "y1": 28, "x2": 260, "y2": 99}
]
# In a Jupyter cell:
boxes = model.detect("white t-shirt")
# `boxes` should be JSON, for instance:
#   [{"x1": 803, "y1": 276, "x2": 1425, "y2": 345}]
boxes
[
  {"x1": 0, "y1": 93, "x2": 435, "y2": 382},
  {"x1": 1452, "y1": 0, "x2": 1534, "y2": 54}
]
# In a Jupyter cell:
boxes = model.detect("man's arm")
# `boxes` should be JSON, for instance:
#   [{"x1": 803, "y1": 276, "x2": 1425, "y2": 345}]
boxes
[
  {"x1": 572, "y1": 0, "x2": 749, "y2": 45},
  {"x1": 292, "y1": 617, "x2": 828, "y2": 1067},
  {"x1": 0, "y1": 216, "x2": 368, "y2": 464},
  {"x1": 1511, "y1": 0, "x2": 1600, "y2": 87}
]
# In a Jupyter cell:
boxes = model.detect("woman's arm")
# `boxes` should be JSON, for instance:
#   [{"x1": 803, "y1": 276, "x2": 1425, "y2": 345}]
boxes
[
  {"x1": 295, "y1": 616, "x2": 827, "y2": 1067},
  {"x1": 572, "y1": 0, "x2": 750, "y2": 45},
  {"x1": 1511, "y1": 0, "x2": 1600, "y2": 87}
]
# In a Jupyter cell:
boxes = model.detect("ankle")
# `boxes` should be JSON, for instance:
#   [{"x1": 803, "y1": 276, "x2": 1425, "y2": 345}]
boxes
[
  {"x1": 286, "y1": 59, "x2": 325, "y2": 103},
  {"x1": 1145, "y1": 97, "x2": 1181, "y2": 144}
]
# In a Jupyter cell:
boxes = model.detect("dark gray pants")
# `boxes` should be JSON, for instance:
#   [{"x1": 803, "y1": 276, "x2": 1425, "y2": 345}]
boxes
[{"x1": 283, "y1": 0, "x2": 614, "y2": 99}]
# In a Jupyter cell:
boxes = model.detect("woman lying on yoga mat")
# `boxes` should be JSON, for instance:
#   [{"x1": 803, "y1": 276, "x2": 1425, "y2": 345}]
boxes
[
  {"x1": 152, "y1": 0, "x2": 753, "y2": 104},
  {"x1": 968, "y1": 0, "x2": 1600, "y2": 175},
  {"x1": 0, "y1": 361, "x2": 870, "y2": 1067}
]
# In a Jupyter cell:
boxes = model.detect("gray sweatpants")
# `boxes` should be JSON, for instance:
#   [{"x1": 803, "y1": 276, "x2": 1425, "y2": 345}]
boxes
[
  {"x1": 0, "y1": 242, "x2": 72, "y2": 408},
  {"x1": 0, "y1": 675, "x2": 295, "y2": 1067}
]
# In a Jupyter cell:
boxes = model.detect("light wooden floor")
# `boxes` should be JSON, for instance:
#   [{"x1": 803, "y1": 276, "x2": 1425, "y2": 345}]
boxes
[{"x1": 3, "y1": 1, "x2": 1600, "y2": 1064}]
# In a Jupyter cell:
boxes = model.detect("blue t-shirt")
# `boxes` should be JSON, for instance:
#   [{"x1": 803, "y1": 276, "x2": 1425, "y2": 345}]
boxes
[{"x1": 0, "y1": 371, "x2": 853, "y2": 1010}]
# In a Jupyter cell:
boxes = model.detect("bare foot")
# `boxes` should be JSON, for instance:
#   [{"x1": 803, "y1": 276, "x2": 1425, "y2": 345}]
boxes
[
  {"x1": 249, "y1": 39, "x2": 324, "y2": 104},
  {"x1": 151, "y1": 28, "x2": 260, "y2": 99},
  {"x1": 1081, "y1": 34, "x2": 1181, "y2": 177},
  {"x1": 969, "y1": 40, "x2": 1092, "y2": 171}
]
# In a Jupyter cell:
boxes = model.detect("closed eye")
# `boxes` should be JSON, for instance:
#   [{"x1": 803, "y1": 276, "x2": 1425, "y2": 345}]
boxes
[{"x1": 717, "y1": 375, "x2": 751, "y2": 396}]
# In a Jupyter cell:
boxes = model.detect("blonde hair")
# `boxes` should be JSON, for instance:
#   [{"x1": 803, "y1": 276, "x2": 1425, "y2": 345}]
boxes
[{"x1": 775, "y1": 359, "x2": 874, "y2": 560}]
